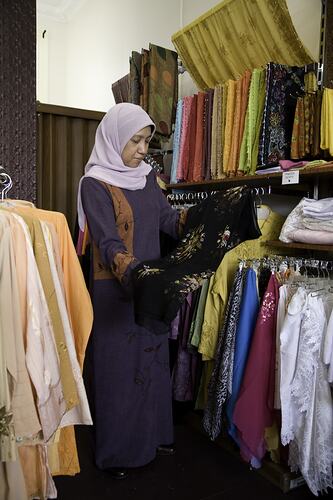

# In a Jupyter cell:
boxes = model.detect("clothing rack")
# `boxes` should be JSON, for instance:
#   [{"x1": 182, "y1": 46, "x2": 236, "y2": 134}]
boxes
[
  {"x1": 167, "y1": 186, "x2": 273, "y2": 206},
  {"x1": 239, "y1": 254, "x2": 333, "y2": 276}
]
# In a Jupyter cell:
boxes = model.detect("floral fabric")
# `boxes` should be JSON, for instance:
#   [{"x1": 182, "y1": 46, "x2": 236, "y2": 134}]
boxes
[{"x1": 131, "y1": 186, "x2": 261, "y2": 334}]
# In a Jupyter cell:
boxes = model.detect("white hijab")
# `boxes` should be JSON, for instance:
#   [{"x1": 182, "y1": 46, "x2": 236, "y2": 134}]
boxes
[{"x1": 77, "y1": 103, "x2": 156, "y2": 231}]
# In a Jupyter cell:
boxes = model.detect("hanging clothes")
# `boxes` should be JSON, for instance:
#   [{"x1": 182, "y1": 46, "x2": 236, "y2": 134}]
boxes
[
  {"x1": 199, "y1": 208, "x2": 285, "y2": 361},
  {"x1": 0, "y1": 200, "x2": 93, "y2": 499},
  {"x1": 232, "y1": 273, "x2": 281, "y2": 468},
  {"x1": 226, "y1": 267, "x2": 259, "y2": 444},
  {"x1": 202, "y1": 266, "x2": 246, "y2": 440},
  {"x1": 132, "y1": 186, "x2": 261, "y2": 335},
  {"x1": 279, "y1": 287, "x2": 333, "y2": 495}
]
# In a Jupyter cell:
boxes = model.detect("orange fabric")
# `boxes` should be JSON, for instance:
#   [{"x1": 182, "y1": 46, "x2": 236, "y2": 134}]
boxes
[
  {"x1": 19, "y1": 446, "x2": 47, "y2": 499},
  {"x1": 53, "y1": 426, "x2": 80, "y2": 476},
  {"x1": 227, "y1": 71, "x2": 251, "y2": 175},
  {"x1": 228, "y1": 78, "x2": 242, "y2": 175},
  {"x1": 222, "y1": 80, "x2": 236, "y2": 174}
]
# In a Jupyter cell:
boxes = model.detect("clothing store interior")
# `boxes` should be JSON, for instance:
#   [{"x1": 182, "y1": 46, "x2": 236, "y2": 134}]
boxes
[{"x1": 2, "y1": 0, "x2": 333, "y2": 499}]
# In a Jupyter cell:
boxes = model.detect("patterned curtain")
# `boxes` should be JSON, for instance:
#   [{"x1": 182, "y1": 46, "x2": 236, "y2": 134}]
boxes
[{"x1": 172, "y1": 0, "x2": 314, "y2": 90}]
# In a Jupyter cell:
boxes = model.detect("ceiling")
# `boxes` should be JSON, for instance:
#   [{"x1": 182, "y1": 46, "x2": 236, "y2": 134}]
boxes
[{"x1": 37, "y1": 0, "x2": 87, "y2": 22}]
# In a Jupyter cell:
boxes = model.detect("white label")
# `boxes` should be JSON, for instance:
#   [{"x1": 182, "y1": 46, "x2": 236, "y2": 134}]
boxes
[{"x1": 282, "y1": 170, "x2": 300, "y2": 185}]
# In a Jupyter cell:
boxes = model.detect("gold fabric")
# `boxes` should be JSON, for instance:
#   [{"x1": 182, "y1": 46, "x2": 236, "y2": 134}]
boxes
[
  {"x1": 92, "y1": 182, "x2": 137, "y2": 282},
  {"x1": 172, "y1": 0, "x2": 313, "y2": 90},
  {"x1": 320, "y1": 88, "x2": 333, "y2": 155}
]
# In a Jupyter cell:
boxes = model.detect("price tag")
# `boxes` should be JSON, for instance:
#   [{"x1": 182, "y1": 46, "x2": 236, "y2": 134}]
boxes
[{"x1": 282, "y1": 170, "x2": 300, "y2": 185}]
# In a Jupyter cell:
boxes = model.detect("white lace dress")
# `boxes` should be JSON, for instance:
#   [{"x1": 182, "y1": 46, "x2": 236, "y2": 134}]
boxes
[{"x1": 280, "y1": 289, "x2": 333, "y2": 495}]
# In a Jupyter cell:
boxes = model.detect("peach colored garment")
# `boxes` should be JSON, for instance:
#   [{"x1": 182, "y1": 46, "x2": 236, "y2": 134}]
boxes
[
  {"x1": 11, "y1": 209, "x2": 79, "y2": 413},
  {"x1": 14, "y1": 206, "x2": 93, "y2": 371},
  {"x1": 228, "y1": 70, "x2": 251, "y2": 175},
  {"x1": 18, "y1": 445, "x2": 57, "y2": 499},
  {"x1": 14, "y1": 207, "x2": 93, "y2": 478}
]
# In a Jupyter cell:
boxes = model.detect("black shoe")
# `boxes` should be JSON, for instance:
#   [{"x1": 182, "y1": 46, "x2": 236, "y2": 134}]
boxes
[
  {"x1": 156, "y1": 445, "x2": 175, "y2": 456},
  {"x1": 107, "y1": 467, "x2": 128, "y2": 480}
]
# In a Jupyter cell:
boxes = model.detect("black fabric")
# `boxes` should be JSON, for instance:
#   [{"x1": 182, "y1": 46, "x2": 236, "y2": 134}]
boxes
[{"x1": 131, "y1": 186, "x2": 261, "y2": 334}]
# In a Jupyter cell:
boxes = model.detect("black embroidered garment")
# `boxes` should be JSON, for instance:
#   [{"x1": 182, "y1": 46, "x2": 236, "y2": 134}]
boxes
[{"x1": 131, "y1": 186, "x2": 261, "y2": 334}]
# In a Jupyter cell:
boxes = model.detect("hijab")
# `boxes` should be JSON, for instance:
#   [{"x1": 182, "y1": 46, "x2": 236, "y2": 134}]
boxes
[{"x1": 77, "y1": 103, "x2": 156, "y2": 231}]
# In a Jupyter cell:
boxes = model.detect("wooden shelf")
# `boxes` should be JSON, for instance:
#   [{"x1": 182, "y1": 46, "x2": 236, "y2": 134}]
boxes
[
  {"x1": 166, "y1": 163, "x2": 333, "y2": 191},
  {"x1": 265, "y1": 240, "x2": 333, "y2": 252}
]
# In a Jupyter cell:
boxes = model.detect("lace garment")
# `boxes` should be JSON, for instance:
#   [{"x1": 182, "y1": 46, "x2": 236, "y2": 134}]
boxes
[{"x1": 281, "y1": 291, "x2": 333, "y2": 495}]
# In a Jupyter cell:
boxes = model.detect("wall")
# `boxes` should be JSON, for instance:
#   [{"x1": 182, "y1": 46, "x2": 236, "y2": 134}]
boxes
[
  {"x1": 37, "y1": 0, "x2": 322, "y2": 109},
  {"x1": 1, "y1": 0, "x2": 36, "y2": 202},
  {"x1": 37, "y1": 0, "x2": 181, "y2": 112}
]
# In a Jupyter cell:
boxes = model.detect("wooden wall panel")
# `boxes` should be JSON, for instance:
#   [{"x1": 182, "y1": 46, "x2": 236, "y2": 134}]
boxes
[{"x1": 37, "y1": 103, "x2": 105, "y2": 234}]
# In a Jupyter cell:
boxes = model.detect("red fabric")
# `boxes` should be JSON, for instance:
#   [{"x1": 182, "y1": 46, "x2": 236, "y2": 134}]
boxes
[{"x1": 233, "y1": 274, "x2": 280, "y2": 464}]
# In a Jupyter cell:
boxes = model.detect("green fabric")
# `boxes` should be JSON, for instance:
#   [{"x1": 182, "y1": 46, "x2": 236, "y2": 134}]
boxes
[{"x1": 238, "y1": 68, "x2": 266, "y2": 175}]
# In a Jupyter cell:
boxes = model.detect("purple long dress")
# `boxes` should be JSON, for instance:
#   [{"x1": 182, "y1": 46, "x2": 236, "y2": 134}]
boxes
[{"x1": 81, "y1": 171, "x2": 179, "y2": 469}]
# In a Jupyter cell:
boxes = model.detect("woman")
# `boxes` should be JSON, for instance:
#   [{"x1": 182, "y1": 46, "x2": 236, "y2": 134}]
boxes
[{"x1": 77, "y1": 103, "x2": 184, "y2": 479}]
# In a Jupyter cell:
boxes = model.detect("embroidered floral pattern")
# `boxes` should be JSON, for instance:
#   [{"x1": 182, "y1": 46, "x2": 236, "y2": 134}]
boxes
[
  {"x1": 171, "y1": 271, "x2": 213, "y2": 297},
  {"x1": 259, "y1": 291, "x2": 275, "y2": 324},
  {"x1": 0, "y1": 406, "x2": 13, "y2": 437},
  {"x1": 217, "y1": 225, "x2": 231, "y2": 248},
  {"x1": 137, "y1": 264, "x2": 163, "y2": 279},
  {"x1": 171, "y1": 224, "x2": 205, "y2": 262}
]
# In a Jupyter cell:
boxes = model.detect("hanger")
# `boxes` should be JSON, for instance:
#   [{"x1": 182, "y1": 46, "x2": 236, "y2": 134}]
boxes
[{"x1": 0, "y1": 168, "x2": 13, "y2": 201}]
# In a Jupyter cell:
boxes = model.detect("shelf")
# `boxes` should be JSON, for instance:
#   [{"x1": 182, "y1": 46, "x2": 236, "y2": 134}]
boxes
[
  {"x1": 166, "y1": 163, "x2": 333, "y2": 191},
  {"x1": 265, "y1": 240, "x2": 333, "y2": 252}
]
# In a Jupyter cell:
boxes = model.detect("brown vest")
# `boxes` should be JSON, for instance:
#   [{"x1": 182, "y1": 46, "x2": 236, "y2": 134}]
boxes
[{"x1": 93, "y1": 183, "x2": 134, "y2": 281}]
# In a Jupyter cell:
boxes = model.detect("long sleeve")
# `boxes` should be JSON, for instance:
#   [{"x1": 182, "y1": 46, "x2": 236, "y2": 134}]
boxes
[{"x1": 81, "y1": 177, "x2": 139, "y2": 287}]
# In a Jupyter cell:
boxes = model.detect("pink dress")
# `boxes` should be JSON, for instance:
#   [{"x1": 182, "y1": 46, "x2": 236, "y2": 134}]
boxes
[{"x1": 232, "y1": 273, "x2": 280, "y2": 467}]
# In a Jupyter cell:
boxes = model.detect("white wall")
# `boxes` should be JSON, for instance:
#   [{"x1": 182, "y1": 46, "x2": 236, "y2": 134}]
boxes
[
  {"x1": 37, "y1": 0, "x2": 322, "y2": 110},
  {"x1": 37, "y1": 14, "x2": 68, "y2": 104},
  {"x1": 37, "y1": 0, "x2": 181, "y2": 112}
]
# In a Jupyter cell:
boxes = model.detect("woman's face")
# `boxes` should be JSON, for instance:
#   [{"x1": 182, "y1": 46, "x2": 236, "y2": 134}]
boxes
[{"x1": 121, "y1": 126, "x2": 152, "y2": 168}]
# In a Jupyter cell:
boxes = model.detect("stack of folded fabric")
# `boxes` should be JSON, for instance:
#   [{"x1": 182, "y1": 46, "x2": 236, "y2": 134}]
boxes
[{"x1": 279, "y1": 197, "x2": 333, "y2": 245}]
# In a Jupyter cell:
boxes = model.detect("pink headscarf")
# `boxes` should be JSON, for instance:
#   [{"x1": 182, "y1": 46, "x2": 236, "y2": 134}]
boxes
[{"x1": 77, "y1": 103, "x2": 156, "y2": 231}]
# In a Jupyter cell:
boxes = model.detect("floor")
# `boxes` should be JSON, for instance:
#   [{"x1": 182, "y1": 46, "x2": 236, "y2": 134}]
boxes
[{"x1": 53, "y1": 419, "x2": 327, "y2": 500}]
